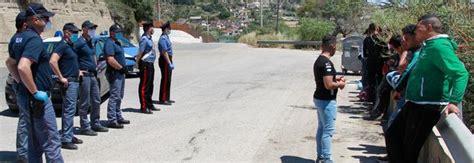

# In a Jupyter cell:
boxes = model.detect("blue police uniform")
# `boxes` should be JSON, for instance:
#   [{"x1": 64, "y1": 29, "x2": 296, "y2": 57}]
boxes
[
  {"x1": 53, "y1": 39, "x2": 80, "y2": 144},
  {"x1": 138, "y1": 34, "x2": 157, "y2": 112},
  {"x1": 104, "y1": 37, "x2": 127, "y2": 124},
  {"x1": 158, "y1": 34, "x2": 173, "y2": 103},
  {"x1": 13, "y1": 28, "x2": 63, "y2": 162},
  {"x1": 9, "y1": 31, "x2": 30, "y2": 162},
  {"x1": 74, "y1": 36, "x2": 105, "y2": 131}
]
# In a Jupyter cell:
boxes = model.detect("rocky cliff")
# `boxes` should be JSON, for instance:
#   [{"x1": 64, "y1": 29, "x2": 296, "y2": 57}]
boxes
[{"x1": 0, "y1": 0, "x2": 114, "y2": 62}]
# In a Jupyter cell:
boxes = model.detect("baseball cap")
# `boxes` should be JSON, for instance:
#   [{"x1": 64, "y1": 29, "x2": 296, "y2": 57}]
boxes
[
  {"x1": 63, "y1": 23, "x2": 81, "y2": 32},
  {"x1": 82, "y1": 20, "x2": 98, "y2": 29},
  {"x1": 109, "y1": 24, "x2": 123, "y2": 33},
  {"x1": 15, "y1": 12, "x2": 27, "y2": 27},
  {"x1": 26, "y1": 3, "x2": 55, "y2": 17}
]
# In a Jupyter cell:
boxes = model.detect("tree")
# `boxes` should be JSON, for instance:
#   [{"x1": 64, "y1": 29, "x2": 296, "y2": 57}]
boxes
[{"x1": 297, "y1": 18, "x2": 335, "y2": 41}]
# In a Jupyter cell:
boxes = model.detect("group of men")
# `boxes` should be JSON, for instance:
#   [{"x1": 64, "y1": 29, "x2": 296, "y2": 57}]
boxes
[
  {"x1": 5, "y1": 3, "x2": 175, "y2": 162},
  {"x1": 360, "y1": 15, "x2": 468, "y2": 163},
  {"x1": 313, "y1": 14, "x2": 469, "y2": 163}
]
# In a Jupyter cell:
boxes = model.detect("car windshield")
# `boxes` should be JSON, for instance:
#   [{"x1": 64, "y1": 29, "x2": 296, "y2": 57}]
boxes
[{"x1": 117, "y1": 36, "x2": 134, "y2": 48}]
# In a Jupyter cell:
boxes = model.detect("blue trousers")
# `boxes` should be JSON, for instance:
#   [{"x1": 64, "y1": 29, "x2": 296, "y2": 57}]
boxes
[
  {"x1": 15, "y1": 84, "x2": 30, "y2": 161},
  {"x1": 28, "y1": 96, "x2": 63, "y2": 162},
  {"x1": 106, "y1": 71, "x2": 125, "y2": 123},
  {"x1": 79, "y1": 76, "x2": 102, "y2": 129},
  {"x1": 61, "y1": 81, "x2": 79, "y2": 143},
  {"x1": 314, "y1": 99, "x2": 337, "y2": 160}
]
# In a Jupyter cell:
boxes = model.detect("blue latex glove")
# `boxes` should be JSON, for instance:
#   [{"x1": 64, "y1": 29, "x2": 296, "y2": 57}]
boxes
[
  {"x1": 169, "y1": 63, "x2": 175, "y2": 70},
  {"x1": 33, "y1": 91, "x2": 48, "y2": 102}
]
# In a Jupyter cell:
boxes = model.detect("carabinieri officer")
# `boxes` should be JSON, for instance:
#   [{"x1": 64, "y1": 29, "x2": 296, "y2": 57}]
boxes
[
  {"x1": 75, "y1": 20, "x2": 109, "y2": 136},
  {"x1": 136, "y1": 21, "x2": 160, "y2": 114},
  {"x1": 16, "y1": 3, "x2": 63, "y2": 162},
  {"x1": 104, "y1": 24, "x2": 130, "y2": 128},
  {"x1": 50, "y1": 23, "x2": 83, "y2": 150},
  {"x1": 5, "y1": 11, "x2": 28, "y2": 162},
  {"x1": 157, "y1": 21, "x2": 175, "y2": 105}
]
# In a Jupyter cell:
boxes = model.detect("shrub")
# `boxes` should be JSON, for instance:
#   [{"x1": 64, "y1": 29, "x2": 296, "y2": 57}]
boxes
[{"x1": 297, "y1": 18, "x2": 335, "y2": 41}]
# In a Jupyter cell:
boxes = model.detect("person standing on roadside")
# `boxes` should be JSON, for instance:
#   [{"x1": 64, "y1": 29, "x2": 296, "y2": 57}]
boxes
[
  {"x1": 136, "y1": 21, "x2": 160, "y2": 114},
  {"x1": 104, "y1": 24, "x2": 130, "y2": 129},
  {"x1": 50, "y1": 23, "x2": 84, "y2": 150},
  {"x1": 313, "y1": 35, "x2": 346, "y2": 163},
  {"x1": 5, "y1": 11, "x2": 29, "y2": 162},
  {"x1": 16, "y1": 3, "x2": 63, "y2": 162},
  {"x1": 157, "y1": 21, "x2": 175, "y2": 105},
  {"x1": 75, "y1": 20, "x2": 109, "y2": 136}
]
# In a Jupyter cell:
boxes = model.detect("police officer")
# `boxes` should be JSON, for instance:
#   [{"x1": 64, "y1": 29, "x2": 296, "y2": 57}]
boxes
[
  {"x1": 136, "y1": 22, "x2": 160, "y2": 114},
  {"x1": 75, "y1": 20, "x2": 109, "y2": 135},
  {"x1": 105, "y1": 24, "x2": 130, "y2": 128},
  {"x1": 50, "y1": 23, "x2": 83, "y2": 150},
  {"x1": 5, "y1": 11, "x2": 28, "y2": 162},
  {"x1": 157, "y1": 21, "x2": 175, "y2": 105},
  {"x1": 15, "y1": 3, "x2": 63, "y2": 162}
]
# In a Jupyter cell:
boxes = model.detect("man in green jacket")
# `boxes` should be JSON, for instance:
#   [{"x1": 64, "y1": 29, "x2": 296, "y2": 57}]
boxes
[{"x1": 388, "y1": 14, "x2": 469, "y2": 163}]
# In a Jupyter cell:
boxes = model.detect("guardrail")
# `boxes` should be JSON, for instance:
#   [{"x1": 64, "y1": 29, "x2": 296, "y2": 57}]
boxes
[
  {"x1": 419, "y1": 114, "x2": 474, "y2": 163},
  {"x1": 256, "y1": 40, "x2": 322, "y2": 46}
]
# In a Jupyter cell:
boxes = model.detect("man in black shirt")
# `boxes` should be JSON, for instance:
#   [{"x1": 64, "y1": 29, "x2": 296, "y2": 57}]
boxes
[
  {"x1": 313, "y1": 35, "x2": 345, "y2": 163},
  {"x1": 363, "y1": 23, "x2": 386, "y2": 103}
]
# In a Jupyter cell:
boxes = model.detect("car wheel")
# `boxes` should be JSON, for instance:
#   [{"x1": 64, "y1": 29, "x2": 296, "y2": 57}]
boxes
[{"x1": 8, "y1": 105, "x2": 19, "y2": 113}]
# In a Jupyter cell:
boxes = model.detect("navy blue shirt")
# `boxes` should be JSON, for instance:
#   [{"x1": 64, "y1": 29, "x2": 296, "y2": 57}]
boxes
[
  {"x1": 8, "y1": 32, "x2": 22, "y2": 59},
  {"x1": 12, "y1": 29, "x2": 53, "y2": 91},
  {"x1": 104, "y1": 38, "x2": 126, "y2": 67},
  {"x1": 53, "y1": 39, "x2": 79, "y2": 77},
  {"x1": 158, "y1": 34, "x2": 173, "y2": 56},
  {"x1": 74, "y1": 37, "x2": 97, "y2": 71}
]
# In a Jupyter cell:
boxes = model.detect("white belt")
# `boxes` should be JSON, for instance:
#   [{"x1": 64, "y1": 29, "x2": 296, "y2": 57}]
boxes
[{"x1": 141, "y1": 51, "x2": 154, "y2": 61}]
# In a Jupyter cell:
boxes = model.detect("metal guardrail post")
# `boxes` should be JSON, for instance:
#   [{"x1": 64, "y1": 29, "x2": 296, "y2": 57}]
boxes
[{"x1": 437, "y1": 114, "x2": 474, "y2": 163}]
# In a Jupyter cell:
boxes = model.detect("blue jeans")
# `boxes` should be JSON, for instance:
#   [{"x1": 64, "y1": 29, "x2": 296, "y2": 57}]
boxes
[
  {"x1": 388, "y1": 97, "x2": 405, "y2": 128},
  {"x1": 106, "y1": 72, "x2": 125, "y2": 123},
  {"x1": 314, "y1": 99, "x2": 337, "y2": 160},
  {"x1": 28, "y1": 97, "x2": 63, "y2": 163},
  {"x1": 79, "y1": 76, "x2": 102, "y2": 129},
  {"x1": 61, "y1": 81, "x2": 79, "y2": 143},
  {"x1": 16, "y1": 84, "x2": 30, "y2": 161}
]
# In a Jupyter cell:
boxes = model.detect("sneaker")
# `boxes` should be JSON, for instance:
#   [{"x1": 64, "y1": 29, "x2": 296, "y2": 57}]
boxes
[
  {"x1": 92, "y1": 125, "x2": 109, "y2": 132},
  {"x1": 72, "y1": 136, "x2": 83, "y2": 144},
  {"x1": 61, "y1": 142, "x2": 78, "y2": 150},
  {"x1": 107, "y1": 122, "x2": 124, "y2": 129},
  {"x1": 118, "y1": 119, "x2": 130, "y2": 125},
  {"x1": 80, "y1": 129, "x2": 98, "y2": 136}
]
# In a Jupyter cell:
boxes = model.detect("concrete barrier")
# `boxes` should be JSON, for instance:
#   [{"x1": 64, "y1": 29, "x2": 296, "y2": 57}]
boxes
[{"x1": 419, "y1": 114, "x2": 474, "y2": 163}]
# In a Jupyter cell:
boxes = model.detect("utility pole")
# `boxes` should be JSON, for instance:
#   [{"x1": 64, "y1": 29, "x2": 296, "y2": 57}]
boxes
[
  {"x1": 275, "y1": 0, "x2": 281, "y2": 33},
  {"x1": 260, "y1": 0, "x2": 263, "y2": 27},
  {"x1": 157, "y1": 0, "x2": 161, "y2": 20}
]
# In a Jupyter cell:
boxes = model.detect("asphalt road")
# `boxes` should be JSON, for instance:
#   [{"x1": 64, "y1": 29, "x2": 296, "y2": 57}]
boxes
[{"x1": 0, "y1": 43, "x2": 385, "y2": 162}]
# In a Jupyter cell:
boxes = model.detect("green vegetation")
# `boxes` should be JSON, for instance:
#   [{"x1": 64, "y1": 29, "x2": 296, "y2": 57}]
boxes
[{"x1": 297, "y1": 18, "x2": 335, "y2": 41}]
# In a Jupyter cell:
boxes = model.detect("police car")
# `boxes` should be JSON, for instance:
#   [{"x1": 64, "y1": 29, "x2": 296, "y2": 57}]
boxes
[{"x1": 5, "y1": 36, "x2": 110, "y2": 113}]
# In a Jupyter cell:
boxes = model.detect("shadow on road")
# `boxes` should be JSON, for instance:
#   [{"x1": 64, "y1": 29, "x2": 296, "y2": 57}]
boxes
[
  {"x1": 349, "y1": 144, "x2": 386, "y2": 162},
  {"x1": 122, "y1": 108, "x2": 142, "y2": 113},
  {"x1": 338, "y1": 105, "x2": 367, "y2": 115},
  {"x1": 280, "y1": 156, "x2": 315, "y2": 163},
  {"x1": 0, "y1": 109, "x2": 18, "y2": 118},
  {"x1": 0, "y1": 151, "x2": 17, "y2": 162},
  {"x1": 288, "y1": 105, "x2": 315, "y2": 110}
]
